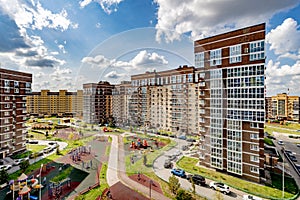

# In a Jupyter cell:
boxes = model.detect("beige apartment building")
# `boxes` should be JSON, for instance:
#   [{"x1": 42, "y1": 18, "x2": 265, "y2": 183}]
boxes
[
  {"x1": 266, "y1": 93, "x2": 300, "y2": 122},
  {"x1": 27, "y1": 90, "x2": 83, "y2": 117},
  {"x1": 129, "y1": 66, "x2": 198, "y2": 136}
]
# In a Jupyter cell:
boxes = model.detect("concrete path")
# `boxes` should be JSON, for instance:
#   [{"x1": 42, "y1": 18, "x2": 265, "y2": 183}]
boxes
[
  {"x1": 106, "y1": 134, "x2": 170, "y2": 200},
  {"x1": 106, "y1": 135, "x2": 119, "y2": 186}
]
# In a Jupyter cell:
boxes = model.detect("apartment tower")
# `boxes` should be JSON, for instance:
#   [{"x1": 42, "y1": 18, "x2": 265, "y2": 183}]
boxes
[
  {"x1": 83, "y1": 81, "x2": 114, "y2": 124},
  {"x1": 195, "y1": 23, "x2": 265, "y2": 182},
  {"x1": 0, "y1": 68, "x2": 32, "y2": 158}
]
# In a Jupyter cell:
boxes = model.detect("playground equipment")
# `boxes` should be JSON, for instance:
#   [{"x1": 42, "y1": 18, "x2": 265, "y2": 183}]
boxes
[
  {"x1": 130, "y1": 138, "x2": 148, "y2": 149},
  {"x1": 48, "y1": 178, "x2": 71, "y2": 198}
]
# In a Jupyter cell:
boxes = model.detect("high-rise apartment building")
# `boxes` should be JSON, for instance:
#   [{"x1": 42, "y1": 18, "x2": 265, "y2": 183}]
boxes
[
  {"x1": 112, "y1": 81, "x2": 131, "y2": 127},
  {"x1": 266, "y1": 93, "x2": 300, "y2": 122},
  {"x1": 195, "y1": 23, "x2": 265, "y2": 182},
  {"x1": 129, "y1": 66, "x2": 198, "y2": 135},
  {"x1": 27, "y1": 90, "x2": 83, "y2": 117},
  {"x1": 0, "y1": 68, "x2": 32, "y2": 158},
  {"x1": 83, "y1": 81, "x2": 114, "y2": 124}
]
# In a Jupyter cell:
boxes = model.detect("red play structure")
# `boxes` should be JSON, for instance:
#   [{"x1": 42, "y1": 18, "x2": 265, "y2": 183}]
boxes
[{"x1": 130, "y1": 138, "x2": 148, "y2": 149}]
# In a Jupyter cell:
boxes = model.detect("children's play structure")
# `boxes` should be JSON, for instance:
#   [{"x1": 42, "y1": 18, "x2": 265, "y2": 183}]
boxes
[
  {"x1": 9, "y1": 173, "x2": 42, "y2": 200},
  {"x1": 48, "y1": 178, "x2": 71, "y2": 199},
  {"x1": 130, "y1": 138, "x2": 148, "y2": 149}
]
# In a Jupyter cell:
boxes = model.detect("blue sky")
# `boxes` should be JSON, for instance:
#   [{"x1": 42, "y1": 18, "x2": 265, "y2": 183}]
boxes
[{"x1": 1, "y1": 0, "x2": 300, "y2": 96}]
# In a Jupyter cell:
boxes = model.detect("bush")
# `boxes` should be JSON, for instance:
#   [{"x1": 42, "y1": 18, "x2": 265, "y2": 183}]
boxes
[
  {"x1": 264, "y1": 137, "x2": 274, "y2": 146},
  {"x1": 169, "y1": 175, "x2": 180, "y2": 194},
  {"x1": 176, "y1": 189, "x2": 194, "y2": 200}
]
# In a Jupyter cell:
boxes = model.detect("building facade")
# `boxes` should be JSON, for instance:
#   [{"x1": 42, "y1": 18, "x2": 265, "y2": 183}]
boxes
[
  {"x1": 266, "y1": 93, "x2": 300, "y2": 122},
  {"x1": 0, "y1": 68, "x2": 32, "y2": 158},
  {"x1": 112, "y1": 81, "x2": 131, "y2": 127},
  {"x1": 27, "y1": 90, "x2": 83, "y2": 117},
  {"x1": 195, "y1": 23, "x2": 266, "y2": 182},
  {"x1": 83, "y1": 81, "x2": 114, "y2": 124},
  {"x1": 129, "y1": 66, "x2": 198, "y2": 136}
]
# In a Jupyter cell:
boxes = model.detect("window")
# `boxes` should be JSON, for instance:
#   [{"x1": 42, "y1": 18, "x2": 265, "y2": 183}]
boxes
[
  {"x1": 230, "y1": 45, "x2": 241, "y2": 63},
  {"x1": 250, "y1": 40, "x2": 265, "y2": 61},
  {"x1": 250, "y1": 144, "x2": 259, "y2": 151},
  {"x1": 4, "y1": 80, "x2": 10, "y2": 87},
  {"x1": 187, "y1": 74, "x2": 193, "y2": 82},
  {"x1": 14, "y1": 81, "x2": 19, "y2": 87},
  {"x1": 4, "y1": 118, "x2": 9, "y2": 124},
  {"x1": 4, "y1": 87, "x2": 10, "y2": 93},
  {"x1": 4, "y1": 112, "x2": 9, "y2": 116},
  {"x1": 4, "y1": 134, "x2": 10, "y2": 139},
  {"x1": 4, "y1": 96, "x2": 10, "y2": 100},
  {"x1": 195, "y1": 52, "x2": 205, "y2": 68},
  {"x1": 250, "y1": 133, "x2": 258, "y2": 139},
  {"x1": 250, "y1": 122, "x2": 259, "y2": 128},
  {"x1": 250, "y1": 166, "x2": 259, "y2": 174},
  {"x1": 14, "y1": 88, "x2": 19, "y2": 93},
  {"x1": 250, "y1": 155, "x2": 259, "y2": 162},
  {"x1": 210, "y1": 49, "x2": 222, "y2": 66},
  {"x1": 4, "y1": 104, "x2": 10, "y2": 108}
]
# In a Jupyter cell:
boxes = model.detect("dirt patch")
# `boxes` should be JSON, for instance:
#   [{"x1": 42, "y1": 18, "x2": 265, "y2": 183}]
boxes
[{"x1": 129, "y1": 174, "x2": 163, "y2": 194}]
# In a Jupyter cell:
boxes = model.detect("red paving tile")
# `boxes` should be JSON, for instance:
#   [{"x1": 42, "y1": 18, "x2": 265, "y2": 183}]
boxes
[
  {"x1": 129, "y1": 174, "x2": 163, "y2": 194},
  {"x1": 102, "y1": 181, "x2": 150, "y2": 200}
]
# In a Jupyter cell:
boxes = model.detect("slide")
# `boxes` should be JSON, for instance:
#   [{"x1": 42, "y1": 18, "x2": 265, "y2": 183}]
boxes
[{"x1": 31, "y1": 179, "x2": 38, "y2": 188}]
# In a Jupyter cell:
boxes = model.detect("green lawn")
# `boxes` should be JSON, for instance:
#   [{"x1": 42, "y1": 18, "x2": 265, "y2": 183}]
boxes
[
  {"x1": 27, "y1": 144, "x2": 47, "y2": 152},
  {"x1": 177, "y1": 157, "x2": 298, "y2": 199},
  {"x1": 265, "y1": 124, "x2": 300, "y2": 136}
]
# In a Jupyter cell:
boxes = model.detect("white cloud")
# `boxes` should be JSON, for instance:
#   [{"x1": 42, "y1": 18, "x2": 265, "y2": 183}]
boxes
[
  {"x1": 266, "y1": 18, "x2": 300, "y2": 56},
  {"x1": 104, "y1": 71, "x2": 124, "y2": 79},
  {"x1": 79, "y1": 0, "x2": 123, "y2": 14},
  {"x1": 154, "y1": 0, "x2": 299, "y2": 42},
  {"x1": 266, "y1": 60, "x2": 300, "y2": 95},
  {"x1": 81, "y1": 50, "x2": 168, "y2": 71}
]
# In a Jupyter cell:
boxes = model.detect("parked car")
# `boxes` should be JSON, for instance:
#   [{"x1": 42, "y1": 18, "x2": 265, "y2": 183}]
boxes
[
  {"x1": 243, "y1": 194, "x2": 262, "y2": 200},
  {"x1": 0, "y1": 164, "x2": 12, "y2": 171},
  {"x1": 181, "y1": 145, "x2": 189, "y2": 151},
  {"x1": 297, "y1": 144, "x2": 300, "y2": 147},
  {"x1": 295, "y1": 164, "x2": 300, "y2": 172},
  {"x1": 186, "y1": 138, "x2": 196, "y2": 142},
  {"x1": 289, "y1": 155, "x2": 297, "y2": 162},
  {"x1": 43, "y1": 147, "x2": 52, "y2": 154},
  {"x1": 209, "y1": 182, "x2": 230, "y2": 194},
  {"x1": 187, "y1": 174, "x2": 206, "y2": 186},
  {"x1": 171, "y1": 168, "x2": 186, "y2": 178},
  {"x1": 48, "y1": 141, "x2": 58, "y2": 145},
  {"x1": 278, "y1": 140, "x2": 284, "y2": 145},
  {"x1": 164, "y1": 160, "x2": 173, "y2": 169},
  {"x1": 13, "y1": 158, "x2": 29, "y2": 166},
  {"x1": 178, "y1": 135, "x2": 187, "y2": 140},
  {"x1": 28, "y1": 140, "x2": 38, "y2": 144}
]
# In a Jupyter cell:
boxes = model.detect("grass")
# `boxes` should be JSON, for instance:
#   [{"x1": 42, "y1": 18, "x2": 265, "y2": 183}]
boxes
[
  {"x1": 177, "y1": 156, "x2": 297, "y2": 199},
  {"x1": 27, "y1": 144, "x2": 47, "y2": 152},
  {"x1": 51, "y1": 166, "x2": 73, "y2": 183},
  {"x1": 265, "y1": 124, "x2": 300, "y2": 136},
  {"x1": 264, "y1": 137, "x2": 275, "y2": 146},
  {"x1": 105, "y1": 145, "x2": 111, "y2": 156}
]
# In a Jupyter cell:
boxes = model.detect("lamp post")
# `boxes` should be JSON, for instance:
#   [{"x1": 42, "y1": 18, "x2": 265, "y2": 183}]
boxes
[
  {"x1": 39, "y1": 164, "x2": 43, "y2": 200},
  {"x1": 149, "y1": 180, "x2": 153, "y2": 199},
  {"x1": 282, "y1": 146, "x2": 285, "y2": 199}
]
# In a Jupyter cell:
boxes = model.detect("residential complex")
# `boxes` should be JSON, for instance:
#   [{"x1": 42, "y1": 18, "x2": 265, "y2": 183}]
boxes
[
  {"x1": 0, "y1": 68, "x2": 32, "y2": 158},
  {"x1": 195, "y1": 23, "x2": 265, "y2": 182},
  {"x1": 129, "y1": 66, "x2": 198, "y2": 135},
  {"x1": 27, "y1": 90, "x2": 83, "y2": 118},
  {"x1": 266, "y1": 93, "x2": 300, "y2": 122},
  {"x1": 83, "y1": 81, "x2": 114, "y2": 124}
]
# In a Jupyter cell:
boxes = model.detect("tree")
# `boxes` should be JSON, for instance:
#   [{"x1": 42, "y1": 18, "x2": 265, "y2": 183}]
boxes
[
  {"x1": 19, "y1": 160, "x2": 30, "y2": 172},
  {"x1": 191, "y1": 178, "x2": 195, "y2": 194},
  {"x1": 176, "y1": 189, "x2": 194, "y2": 200},
  {"x1": 169, "y1": 175, "x2": 180, "y2": 194},
  {"x1": 0, "y1": 169, "x2": 9, "y2": 184}
]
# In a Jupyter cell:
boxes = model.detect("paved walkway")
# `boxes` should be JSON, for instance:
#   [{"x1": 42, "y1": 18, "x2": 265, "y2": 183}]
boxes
[{"x1": 106, "y1": 134, "x2": 170, "y2": 200}]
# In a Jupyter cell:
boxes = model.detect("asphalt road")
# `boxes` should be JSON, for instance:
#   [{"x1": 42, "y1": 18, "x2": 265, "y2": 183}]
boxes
[{"x1": 153, "y1": 138, "x2": 246, "y2": 200}]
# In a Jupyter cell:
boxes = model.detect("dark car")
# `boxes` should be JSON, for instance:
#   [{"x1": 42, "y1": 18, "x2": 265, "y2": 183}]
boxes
[
  {"x1": 186, "y1": 138, "x2": 196, "y2": 142},
  {"x1": 289, "y1": 155, "x2": 297, "y2": 162},
  {"x1": 171, "y1": 168, "x2": 186, "y2": 178},
  {"x1": 267, "y1": 135, "x2": 276, "y2": 140},
  {"x1": 187, "y1": 174, "x2": 206, "y2": 186},
  {"x1": 164, "y1": 160, "x2": 173, "y2": 169},
  {"x1": 295, "y1": 164, "x2": 300, "y2": 172}
]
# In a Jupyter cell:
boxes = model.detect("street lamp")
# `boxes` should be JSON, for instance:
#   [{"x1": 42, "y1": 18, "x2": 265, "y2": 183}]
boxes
[
  {"x1": 282, "y1": 146, "x2": 285, "y2": 199},
  {"x1": 149, "y1": 180, "x2": 153, "y2": 199},
  {"x1": 39, "y1": 164, "x2": 43, "y2": 200}
]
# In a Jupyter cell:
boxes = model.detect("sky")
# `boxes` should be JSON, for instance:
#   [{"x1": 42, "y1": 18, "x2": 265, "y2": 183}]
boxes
[{"x1": 1, "y1": 0, "x2": 300, "y2": 96}]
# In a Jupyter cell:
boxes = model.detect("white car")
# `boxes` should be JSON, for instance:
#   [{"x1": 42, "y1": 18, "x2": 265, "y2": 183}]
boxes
[
  {"x1": 243, "y1": 194, "x2": 262, "y2": 200},
  {"x1": 13, "y1": 158, "x2": 29, "y2": 166},
  {"x1": 0, "y1": 164, "x2": 12, "y2": 171},
  {"x1": 209, "y1": 181, "x2": 230, "y2": 194},
  {"x1": 278, "y1": 140, "x2": 284, "y2": 145}
]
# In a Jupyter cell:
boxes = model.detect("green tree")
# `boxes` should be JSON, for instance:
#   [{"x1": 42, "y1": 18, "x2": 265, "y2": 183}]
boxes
[
  {"x1": 169, "y1": 175, "x2": 180, "y2": 194},
  {"x1": 19, "y1": 160, "x2": 30, "y2": 172},
  {"x1": 191, "y1": 178, "x2": 195, "y2": 194},
  {"x1": 176, "y1": 189, "x2": 194, "y2": 200},
  {"x1": 0, "y1": 169, "x2": 9, "y2": 184}
]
